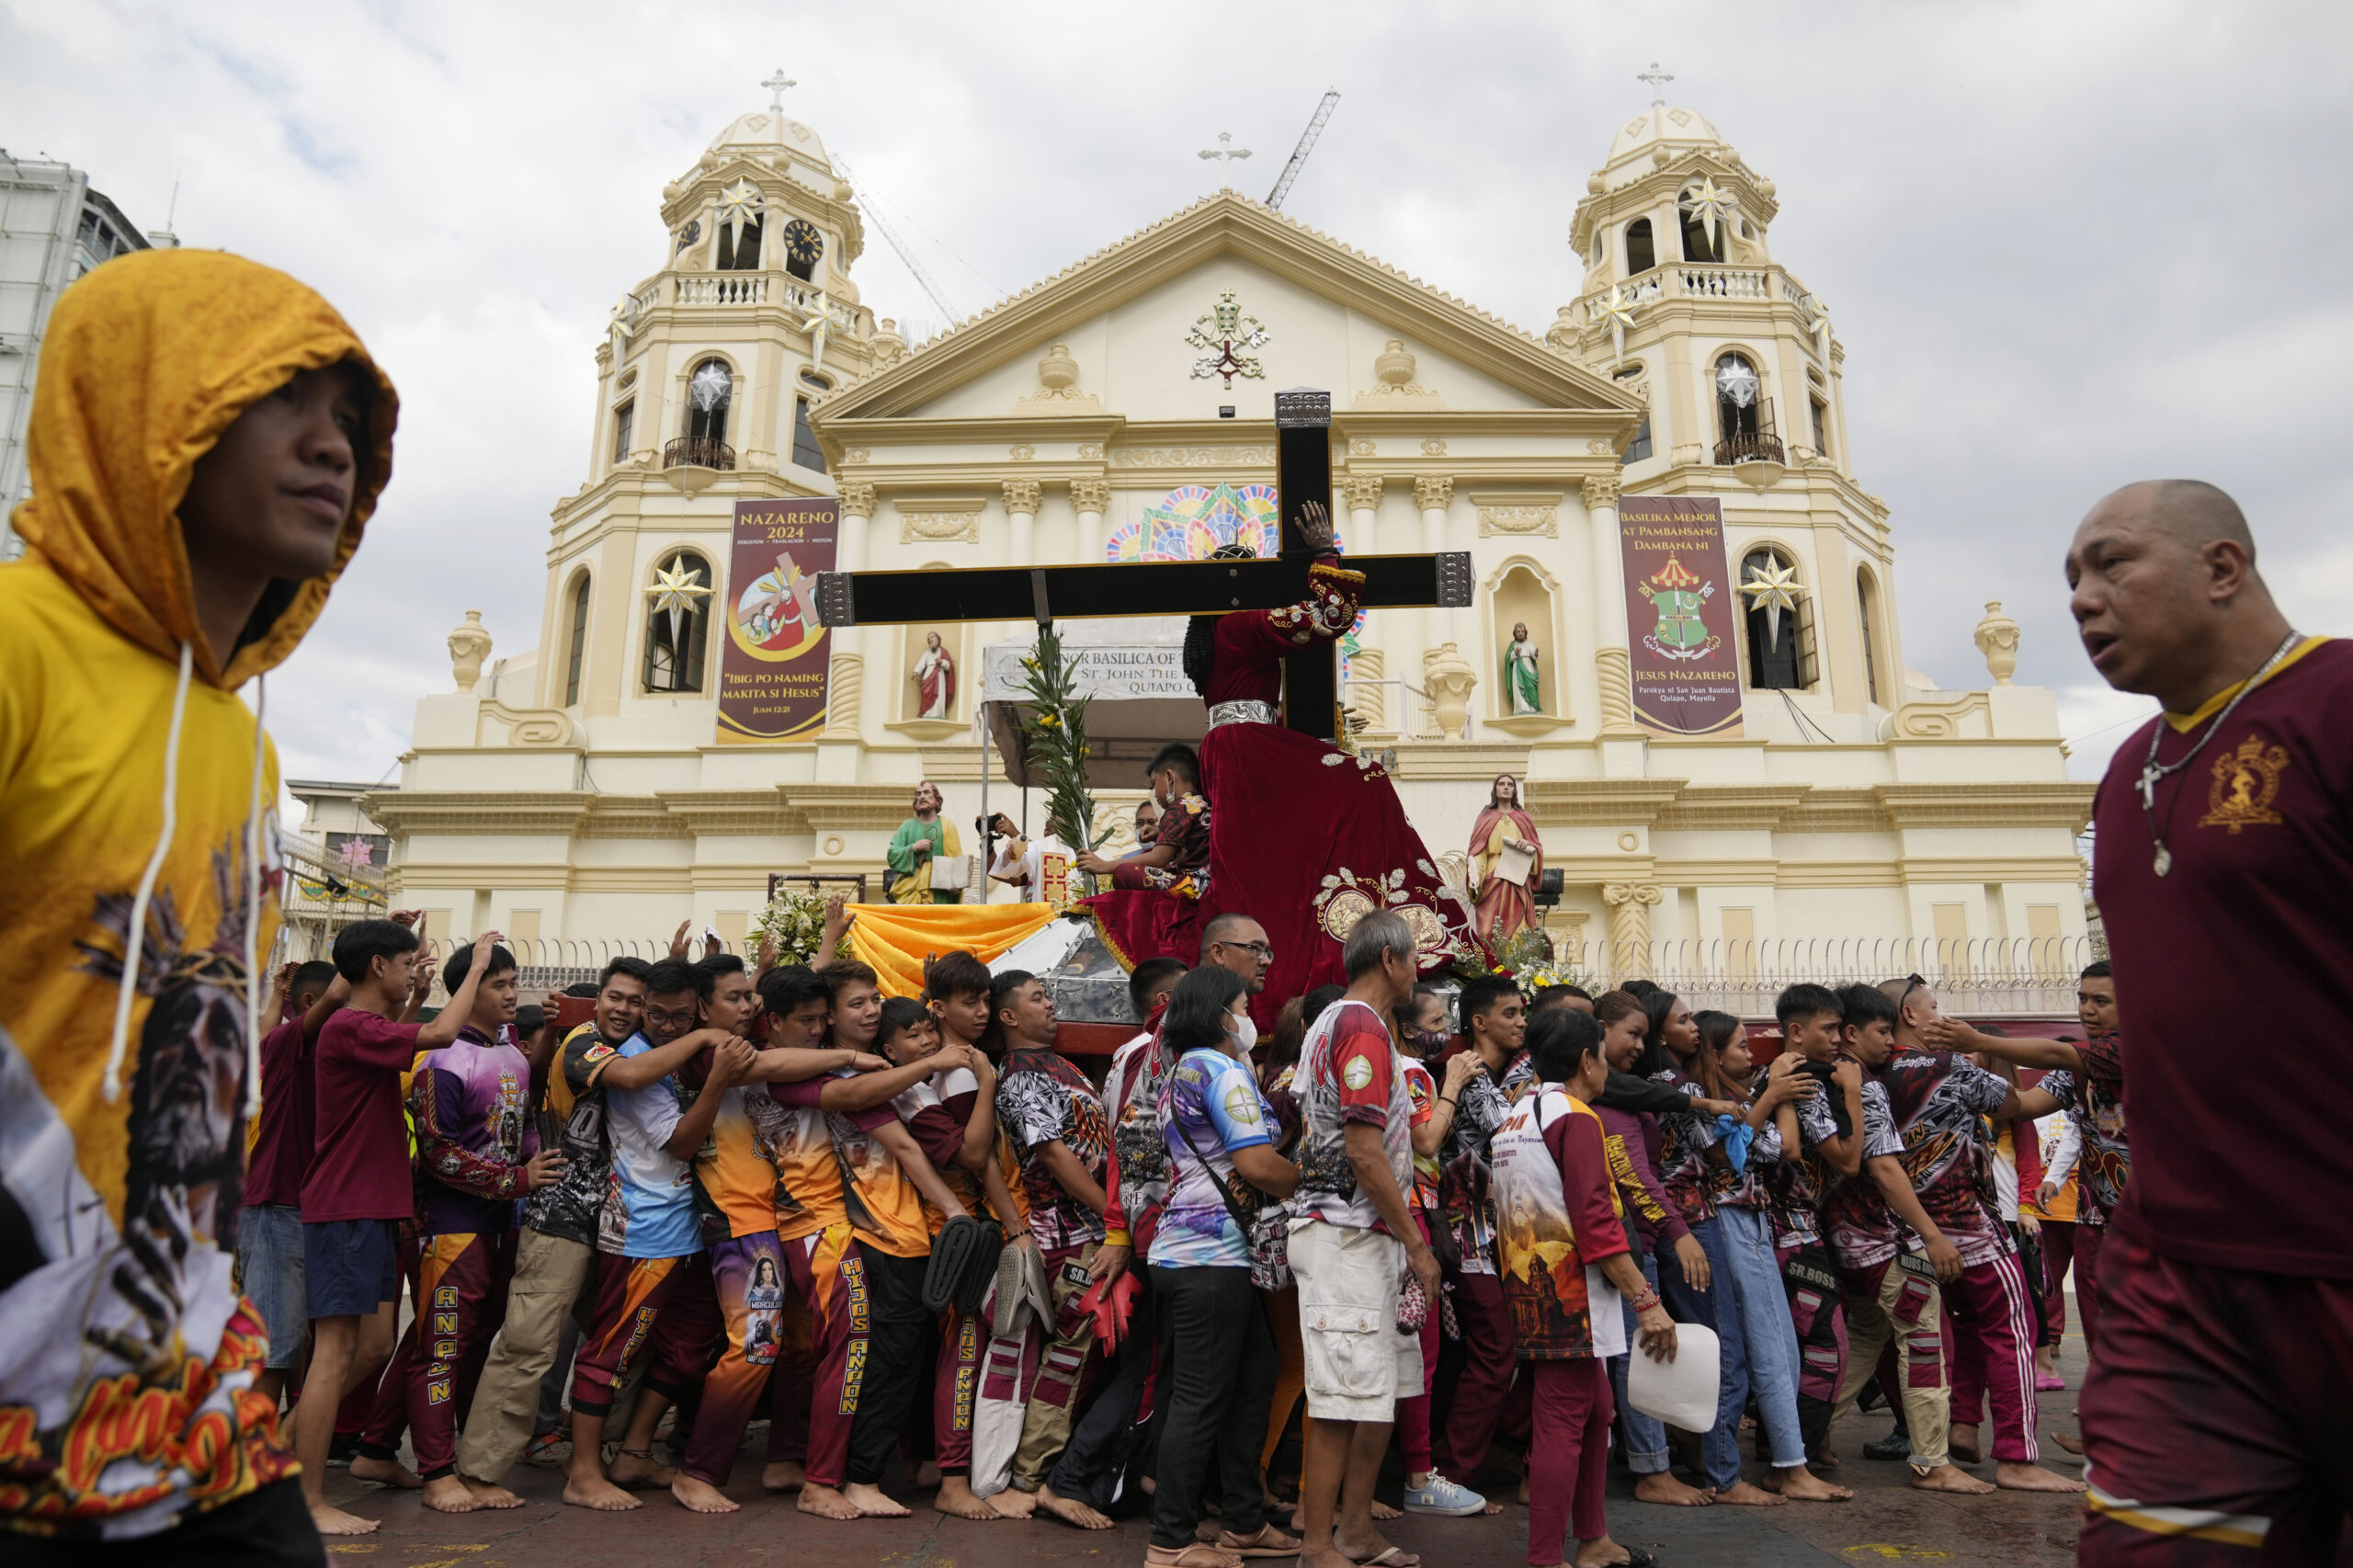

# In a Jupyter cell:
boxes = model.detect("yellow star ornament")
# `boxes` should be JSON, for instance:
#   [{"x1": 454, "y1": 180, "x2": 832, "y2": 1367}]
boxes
[
  {"x1": 1681, "y1": 176, "x2": 1737, "y2": 253},
  {"x1": 717, "y1": 179, "x2": 765, "y2": 244},
  {"x1": 1739, "y1": 557, "x2": 1804, "y2": 648}
]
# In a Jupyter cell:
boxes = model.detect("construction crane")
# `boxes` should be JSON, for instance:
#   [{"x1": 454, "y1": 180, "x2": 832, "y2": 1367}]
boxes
[
  {"x1": 1265, "y1": 89, "x2": 1341, "y2": 210},
  {"x1": 829, "y1": 152, "x2": 962, "y2": 324}
]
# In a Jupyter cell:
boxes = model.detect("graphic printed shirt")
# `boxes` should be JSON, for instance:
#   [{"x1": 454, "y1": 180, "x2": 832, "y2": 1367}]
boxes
[
  {"x1": 409, "y1": 1024, "x2": 536, "y2": 1234},
  {"x1": 1152, "y1": 1045, "x2": 1277, "y2": 1268},
  {"x1": 1877, "y1": 1050, "x2": 2014, "y2": 1267},
  {"x1": 997, "y1": 1046, "x2": 1111, "y2": 1252},
  {"x1": 1292, "y1": 999, "x2": 1415, "y2": 1233},
  {"x1": 2037, "y1": 1032, "x2": 2128, "y2": 1227},
  {"x1": 1647, "y1": 1067, "x2": 1720, "y2": 1229},
  {"x1": 1401, "y1": 1060, "x2": 1441, "y2": 1210},
  {"x1": 827, "y1": 1070, "x2": 929, "y2": 1258},
  {"x1": 598, "y1": 1033, "x2": 699, "y2": 1259},
  {"x1": 1488, "y1": 1087, "x2": 1631, "y2": 1359},
  {"x1": 522, "y1": 1024, "x2": 622, "y2": 1245},
  {"x1": 1103, "y1": 1030, "x2": 1172, "y2": 1243},
  {"x1": 1436, "y1": 1051, "x2": 1526, "y2": 1274},
  {"x1": 1801, "y1": 1076, "x2": 1908, "y2": 1273},
  {"x1": 1112, "y1": 795, "x2": 1211, "y2": 901},
  {"x1": 1593, "y1": 1103, "x2": 1683, "y2": 1248}
]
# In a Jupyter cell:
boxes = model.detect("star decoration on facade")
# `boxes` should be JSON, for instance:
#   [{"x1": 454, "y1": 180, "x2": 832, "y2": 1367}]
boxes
[
  {"x1": 1801, "y1": 292, "x2": 1833, "y2": 355},
  {"x1": 799, "y1": 290, "x2": 833, "y2": 372},
  {"x1": 335, "y1": 836, "x2": 378, "y2": 870},
  {"x1": 646, "y1": 559, "x2": 712, "y2": 657},
  {"x1": 606, "y1": 290, "x2": 641, "y2": 362},
  {"x1": 1714, "y1": 357, "x2": 1759, "y2": 408},
  {"x1": 688, "y1": 361, "x2": 732, "y2": 412},
  {"x1": 1681, "y1": 176, "x2": 1737, "y2": 254},
  {"x1": 717, "y1": 179, "x2": 765, "y2": 245},
  {"x1": 1740, "y1": 557, "x2": 1805, "y2": 649},
  {"x1": 1594, "y1": 283, "x2": 1641, "y2": 369}
]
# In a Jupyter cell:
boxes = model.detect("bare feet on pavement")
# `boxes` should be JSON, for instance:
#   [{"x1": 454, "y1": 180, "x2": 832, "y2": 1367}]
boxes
[
  {"x1": 1331, "y1": 1524, "x2": 1418, "y2": 1566},
  {"x1": 2051, "y1": 1431, "x2": 2086, "y2": 1456},
  {"x1": 935, "y1": 1474, "x2": 999, "y2": 1518},
  {"x1": 763, "y1": 1459, "x2": 806, "y2": 1491},
  {"x1": 608, "y1": 1449, "x2": 676, "y2": 1489},
  {"x1": 989, "y1": 1485, "x2": 1040, "y2": 1518},
  {"x1": 845, "y1": 1482, "x2": 911, "y2": 1517},
  {"x1": 1574, "y1": 1537, "x2": 1641, "y2": 1568},
  {"x1": 1911, "y1": 1463, "x2": 1997, "y2": 1494},
  {"x1": 1370, "y1": 1499, "x2": 1402, "y2": 1520},
  {"x1": 348, "y1": 1454, "x2": 422, "y2": 1489},
  {"x1": 1034, "y1": 1482, "x2": 1113, "y2": 1528},
  {"x1": 1760, "y1": 1465, "x2": 1852, "y2": 1502},
  {"x1": 1634, "y1": 1471, "x2": 1713, "y2": 1506},
  {"x1": 419, "y1": 1474, "x2": 483, "y2": 1513},
  {"x1": 563, "y1": 1473, "x2": 642, "y2": 1511},
  {"x1": 798, "y1": 1483, "x2": 862, "y2": 1519},
  {"x1": 1712, "y1": 1479, "x2": 1787, "y2": 1506},
  {"x1": 672, "y1": 1474, "x2": 741, "y2": 1513},
  {"x1": 308, "y1": 1502, "x2": 381, "y2": 1536},
  {"x1": 1996, "y1": 1461, "x2": 2088, "y2": 1493},
  {"x1": 460, "y1": 1475, "x2": 525, "y2": 1508}
]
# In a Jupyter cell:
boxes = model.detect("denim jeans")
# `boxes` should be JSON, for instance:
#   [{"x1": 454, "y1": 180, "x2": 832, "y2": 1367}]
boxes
[
  {"x1": 1606, "y1": 1246, "x2": 1669, "y2": 1473},
  {"x1": 1716, "y1": 1204, "x2": 1809, "y2": 1470},
  {"x1": 1655, "y1": 1216, "x2": 1745, "y2": 1489}
]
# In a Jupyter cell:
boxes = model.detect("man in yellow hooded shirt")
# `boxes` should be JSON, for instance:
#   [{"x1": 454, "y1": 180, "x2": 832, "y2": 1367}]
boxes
[{"x1": 0, "y1": 248, "x2": 397, "y2": 1562}]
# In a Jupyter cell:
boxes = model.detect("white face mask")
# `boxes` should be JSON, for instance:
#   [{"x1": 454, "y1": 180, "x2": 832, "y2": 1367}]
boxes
[{"x1": 1229, "y1": 1007, "x2": 1258, "y2": 1054}]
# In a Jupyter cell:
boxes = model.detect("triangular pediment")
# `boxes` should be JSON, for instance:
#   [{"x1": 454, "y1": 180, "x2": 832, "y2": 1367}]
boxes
[{"x1": 816, "y1": 191, "x2": 1642, "y2": 427}]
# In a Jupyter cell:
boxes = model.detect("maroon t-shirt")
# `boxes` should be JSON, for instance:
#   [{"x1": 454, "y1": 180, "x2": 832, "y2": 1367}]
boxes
[
  {"x1": 302, "y1": 1008, "x2": 426, "y2": 1223},
  {"x1": 242, "y1": 1015, "x2": 316, "y2": 1209},
  {"x1": 2094, "y1": 637, "x2": 2353, "y2": 1276}
]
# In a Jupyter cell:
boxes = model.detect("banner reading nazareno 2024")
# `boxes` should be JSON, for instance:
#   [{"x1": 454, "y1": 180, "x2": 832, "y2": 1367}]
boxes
[
  {"x1": 1617, "y1": 494, "x2": 1745, "y2": 737},
  {"x1": 715, "y1": 497, "x2": 837, "y2": 744}
]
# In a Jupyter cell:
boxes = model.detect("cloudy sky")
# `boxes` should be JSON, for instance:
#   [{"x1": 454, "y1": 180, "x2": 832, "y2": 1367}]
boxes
[{"x1": 6, "y1": 0, "x2": 2347, "y2": 804}]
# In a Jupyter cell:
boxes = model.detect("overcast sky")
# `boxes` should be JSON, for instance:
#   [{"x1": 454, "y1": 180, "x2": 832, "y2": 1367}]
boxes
[{"x1": 6, "y1": 0, "x2": 2347, "y2": 806}]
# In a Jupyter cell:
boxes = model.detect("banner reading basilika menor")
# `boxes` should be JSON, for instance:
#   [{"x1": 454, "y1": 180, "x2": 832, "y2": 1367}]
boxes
[
  {"x1": 1617, "y1": 494, "x2": 1745, "y2": 737},
  {"x1": 715, "y1": 497, "x2": 836, "y2": 744}
]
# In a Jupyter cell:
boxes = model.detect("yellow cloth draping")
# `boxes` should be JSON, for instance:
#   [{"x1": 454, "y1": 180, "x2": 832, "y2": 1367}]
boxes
[{"x1": 844, "y1": 901, "x2": 1058, "y2": 998}]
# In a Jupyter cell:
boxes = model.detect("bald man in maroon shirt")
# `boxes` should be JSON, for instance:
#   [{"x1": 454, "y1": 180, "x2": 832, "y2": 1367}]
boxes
[{"x1": 2065, "y1": 480, "x2": 2353, "y2": 1564}]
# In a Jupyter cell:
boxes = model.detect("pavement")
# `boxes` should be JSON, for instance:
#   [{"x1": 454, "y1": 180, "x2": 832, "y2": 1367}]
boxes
[{"x1": 318, "y1": 1334, "x2": 2092, "y2": 1568}]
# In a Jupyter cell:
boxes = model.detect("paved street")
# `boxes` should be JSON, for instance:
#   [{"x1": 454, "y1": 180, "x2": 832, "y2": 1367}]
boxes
[{"x1": 319, "y1": 1331, "x2": 2089, "y2": 1567}]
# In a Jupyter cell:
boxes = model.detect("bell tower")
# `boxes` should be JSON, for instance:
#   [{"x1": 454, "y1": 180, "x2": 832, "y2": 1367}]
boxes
[{"x1": 1556, "y1": 71, "x2": 1902, "y2": 724}]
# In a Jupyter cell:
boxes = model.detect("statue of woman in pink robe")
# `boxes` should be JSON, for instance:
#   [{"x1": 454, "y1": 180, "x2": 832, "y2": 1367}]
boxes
[{"x1": 1470, "y1": 772, "x2": 1542, "y2": 946}]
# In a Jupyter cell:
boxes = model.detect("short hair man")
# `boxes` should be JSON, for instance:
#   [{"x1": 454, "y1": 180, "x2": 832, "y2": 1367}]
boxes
[
  {"x1": 1199, "y1": 912, "x2": 1274, "y2": 995},
  {"x1": 0, "y1": 250, "x2": 397, "y2": 1554},
  {"x1": 1429, "y1": 971, "x2": 1530, "y2": 1492},
  {"x1": 1530, "y1": 983, "x2": 1595, "y2": 1017},
  {"x1": 459, "y1": 956, "x2": 650, "y2": 1491},
  {"x1": 2060, "y1": 483, "x2": 2342, "y2": 1560},
  {"x1": 1289, "y1": 911, "x2": 1438, "y2": 1568},
  {"x1": 239, "y1": 958, "x2": 343, "y2": 1408}
]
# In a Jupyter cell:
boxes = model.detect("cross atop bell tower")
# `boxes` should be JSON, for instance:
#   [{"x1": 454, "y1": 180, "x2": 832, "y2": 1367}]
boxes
[
  {"x1": 1636, "y1": 62, "x2": 1675, "y2": 106},
  {"x1": 761, "y1": 67, "x2": 795, "y2": 111}
]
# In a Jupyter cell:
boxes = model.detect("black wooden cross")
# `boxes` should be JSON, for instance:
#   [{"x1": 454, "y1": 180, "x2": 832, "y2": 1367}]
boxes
[{"x1": 812, "y1": 388, "x2": 1472, "y2": 742}]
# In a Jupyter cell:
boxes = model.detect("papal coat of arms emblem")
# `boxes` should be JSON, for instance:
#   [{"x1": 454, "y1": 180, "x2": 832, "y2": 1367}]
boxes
[
  {"x1": 1637, "y1": 555, "x2": 1722, "y2": 663},
  {"x1": 2200, "y1": 733, "x2": 2290, "y2": 833},
  {"x1": 1187, "y1": 291, "x2": 1269, "y2": 385}
]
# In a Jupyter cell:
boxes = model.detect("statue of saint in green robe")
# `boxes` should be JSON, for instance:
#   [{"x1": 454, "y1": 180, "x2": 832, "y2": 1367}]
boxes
[{"x1": 888, "y1": 781, "x2": 963, "y2": 903}]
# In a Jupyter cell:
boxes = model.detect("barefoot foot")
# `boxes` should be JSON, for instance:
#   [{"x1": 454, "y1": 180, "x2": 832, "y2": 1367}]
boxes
[
  {"x1": 763, "y1": 1459, "x2": 807, "y2": 1492},
  {"x1": 1767, "y1": 1466, "x2": 1853, "y2": 1502},
  {"x1": 348, "y1": 1454, "x2": 423, "y2": 1490},
  {"x1": 1949, "y1": 1423, "x2": 1982, "y2": 1464},
  {"x1": 458, "y1": 1474, "x2": 525, "y2": 1509},
  {"x1": 609, "y1": 1449, "x2": 677, "y2": 1489},
  {"x1": 2051, "y1": 1430, "x2": 2086, "y2": 1457},
  {"x1": 1332, "y1": 1527, "x2": 1417, "y2": 1566},
  {"x1": 845, "y1": 1482, "x2": 911, "y2": 1517},
  {"x1": 798, "y1": 1483, "x2": 862, "y2": 1520},
  {"x1": 1035, "y1": 1482, "x2": 1113, "y2": 1529},
  {"x1": 989, "y1": 1485, "x2": 1040, "y2": 1518},
  {"x1": 1633, "y1": 1471, "x2": 1713, "y2": 1506},
  {"x1": 420, "y1": 1474, "x2": 483, "y2": 1513},
  {"x1": 672, "y1": 1473, "x2": 742, "y2": 1513},
  {"x1": 563, "y1": 1473, "x2": 643, "y2": 1511},
  {"x1": 934, "y1": 1474, "x2": 999, "y2": 1518},
  {"x1": 1370, "y1": 1499, "x2": 1402, "y2": 1520},
  {"x1": 1711, "y1": 1479, "x2": 1787, "y2": 1507},
  {"x1": 308, "y1": 1502, "x2": 381, "y2": 1535},
  {"x1": 1910, "y1": 1462, "x2": 1997, "y2": 1495},
  {"x1": 1996, "y1": 1461, "x2": 2087, "y2": 1493}
]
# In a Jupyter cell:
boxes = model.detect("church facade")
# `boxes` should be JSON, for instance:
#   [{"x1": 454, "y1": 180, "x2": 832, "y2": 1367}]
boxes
[{"x1": 369, "y1": 89, "x2": 2093, "y2": 999}]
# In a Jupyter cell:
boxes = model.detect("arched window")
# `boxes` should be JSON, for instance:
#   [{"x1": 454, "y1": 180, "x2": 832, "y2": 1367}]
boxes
[
  {"x1": 642, "y1": 551, "x2": 713, "y2": 694},
  {"x1": 1613, "y1": 363, "x2": 1652, "y2": 462},
  {"x1": 684, "y1": 358, "x2": 732, "y2": 449},
  {"x1": 716, "y1": 215, "x2": 763, "y2": 271},
  {"x1": 790, "y1": 371, "x2": 828, "y2": 473},
  {"x1": 1740, "y1": 547, "x2": 1812, "y2": 692},
  {"x1": 1714, "y1": 352, "x2": 1781, "y2": 464},
  {"x1": 1624, "y1": 218, "x2": 1655, "y2": 276},
  {"x1": 563, "y1": 572, "x2": 591, "y2": 707},
  {"x1": 1856, "y1": 566, "x2": 1887, "y2": 706},
  {"x1": 1679, "y1": 190, "x2": 1721, "y2": 263}
]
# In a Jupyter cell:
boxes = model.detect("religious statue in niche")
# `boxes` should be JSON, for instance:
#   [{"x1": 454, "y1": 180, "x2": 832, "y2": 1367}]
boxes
[
  {"x1": 1505, "y1": 621, "x2": 1542, "y2": 715},
  {"x1": 1469, "y1": 773, "x2": 1543, "y2": 945},
  {"x1": 913, "y1": 630, "x2": 955, "y2": 719}
]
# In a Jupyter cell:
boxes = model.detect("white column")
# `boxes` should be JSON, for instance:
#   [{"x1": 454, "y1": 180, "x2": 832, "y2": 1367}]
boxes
[
  {"x1": 826, "y1": 479, "x2": 875, "y2": 743},
  {"x1": 1004, "y1": 479, "x2": 1040, "y2": 567},
  {"x1": 1071, "y1": 478, "x2": 1108, "y2": 564},
  {"x1": 1584, "y1": 474, "x2": 1641, "y2": 736},
  {"x1": 1415, "y1": 475, "x2": 1454, "y2": 649}
]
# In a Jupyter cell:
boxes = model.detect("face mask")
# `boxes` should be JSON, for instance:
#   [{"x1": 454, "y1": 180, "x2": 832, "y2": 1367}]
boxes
[{"x1": 1230, "y1": 1009, "x2": 1258, "y2": 1053}]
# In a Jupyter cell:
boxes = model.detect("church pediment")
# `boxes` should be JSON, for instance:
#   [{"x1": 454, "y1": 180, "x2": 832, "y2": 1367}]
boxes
[{"x1": 814, "y1": 191, "x2": 1642, "y2": 431}]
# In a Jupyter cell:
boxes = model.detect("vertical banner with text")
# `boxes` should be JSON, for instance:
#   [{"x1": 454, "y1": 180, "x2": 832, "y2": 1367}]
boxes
[
  {"x1": 1618, "y1": 494, "x2": 1745, "y2": 737},
  {"x1": 716, "y1": 497, "x2": 837, "y2": 744}
]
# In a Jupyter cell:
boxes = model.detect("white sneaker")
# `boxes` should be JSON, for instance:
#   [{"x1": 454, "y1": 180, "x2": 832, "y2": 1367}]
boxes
[{"x1": 1403, "y1": 1473, "x2": 1488, "y2": 1516}]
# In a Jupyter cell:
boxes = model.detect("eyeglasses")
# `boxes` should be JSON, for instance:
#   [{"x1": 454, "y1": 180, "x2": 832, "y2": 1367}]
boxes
[
  {"x1": 1218, "y1": 940, "x2": 1274, "y2": 960},
  {"x1": 1896, "y1": 974, "x2": 1926, "y2": 1013}
]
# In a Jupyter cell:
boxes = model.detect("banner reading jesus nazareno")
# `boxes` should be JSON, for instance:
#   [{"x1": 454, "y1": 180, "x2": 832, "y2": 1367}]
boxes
[
  {"x1": 1617, "y1": 494, "x2": 1745, "y2": 737},
  {"x1": 716, "y1": 497, "x2": 837, "y2": 744}
]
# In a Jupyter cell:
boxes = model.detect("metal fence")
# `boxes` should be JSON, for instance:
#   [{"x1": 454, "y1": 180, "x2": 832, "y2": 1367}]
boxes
[{"x1": 1563, "y1": 935, "x2": 2100, "y2": 1019}]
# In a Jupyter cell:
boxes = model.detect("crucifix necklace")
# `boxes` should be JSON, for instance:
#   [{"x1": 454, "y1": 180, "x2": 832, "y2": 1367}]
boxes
[{"x1": 2135, "y1": 629, "x2": 2301, "y2": 877}]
